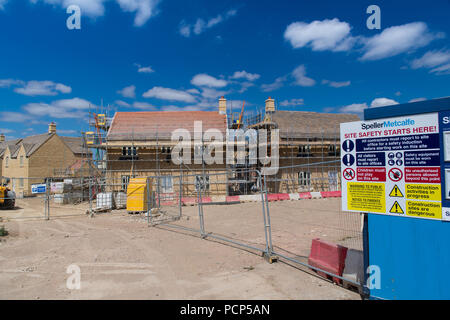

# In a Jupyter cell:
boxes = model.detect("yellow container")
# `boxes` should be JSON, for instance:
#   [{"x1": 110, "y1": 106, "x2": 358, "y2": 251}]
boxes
[{"x1": 126, "y1": 178, "x2": 151, "y2": 212}]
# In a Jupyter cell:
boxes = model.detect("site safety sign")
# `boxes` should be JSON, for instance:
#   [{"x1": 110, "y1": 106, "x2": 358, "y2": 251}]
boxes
[{"x1": 341, "y1": 112, "x2": 445, "y2": 220}]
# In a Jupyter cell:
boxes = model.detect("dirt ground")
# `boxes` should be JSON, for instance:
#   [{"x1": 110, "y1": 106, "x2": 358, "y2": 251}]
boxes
[{"x1": 0, "y1": 197, "x2": 361, "y2": 300}]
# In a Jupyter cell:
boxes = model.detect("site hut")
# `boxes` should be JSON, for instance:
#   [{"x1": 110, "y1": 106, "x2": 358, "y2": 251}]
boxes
[
  {"x1": 103, "y1": 99, "x2": 228, "y2": 197},
  {"x1": 247, "y1": 97, "x2": 360, "y2": 194},
  {"x1": 0, "y1": 123, "x2": 89, "y2": 197}
]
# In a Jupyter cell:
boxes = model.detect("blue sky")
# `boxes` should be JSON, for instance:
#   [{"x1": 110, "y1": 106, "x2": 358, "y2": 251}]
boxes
[{"x1": 0, "y1": 0, "x2": 449, "y2": 139}]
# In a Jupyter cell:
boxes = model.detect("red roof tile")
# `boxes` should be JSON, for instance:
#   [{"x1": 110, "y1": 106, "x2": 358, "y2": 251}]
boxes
[{"x1": 107, "y1": 111, "x2": 227, "y2": 141}]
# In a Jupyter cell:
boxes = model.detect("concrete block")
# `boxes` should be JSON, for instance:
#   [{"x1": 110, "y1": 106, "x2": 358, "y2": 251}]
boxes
[
  {"x1": 310, "y1": 192, "x2": 322, "y2": 199},
  {"x1": 211, "y1": 195, "x2": 226, "y2": 203},
  {"x1": 342, "y1": 248, "x2": 364, "y2": 293},
  {"x1": 289, "y1": 193, "x2": 300, "y2": 200}
]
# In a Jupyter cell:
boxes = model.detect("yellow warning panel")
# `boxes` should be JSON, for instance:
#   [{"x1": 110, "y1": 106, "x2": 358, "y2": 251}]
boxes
[
  {"x1": 389, "y1": 185, "x2": 404, "y2": 198},
  {"x1": 406, "y1": 200, "x2": 441, "y2": 219},
  {"x1": 406, "y1": 184, "x2": 441, "y2": 201},
  {"x1": 389, "y1": 201, "x2": 404, "y2": 214},
  {"x1": 347, "y1": 183, "x2": 385, "y2": 213}
]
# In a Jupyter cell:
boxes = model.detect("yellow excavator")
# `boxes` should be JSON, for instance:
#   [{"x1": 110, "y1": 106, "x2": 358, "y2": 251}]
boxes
[{"x1": 0, "y1": 178, "x2": 15, "y2": 210}]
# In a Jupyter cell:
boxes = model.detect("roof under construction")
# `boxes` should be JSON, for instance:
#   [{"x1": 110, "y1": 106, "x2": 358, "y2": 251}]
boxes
[
  {"x1": 107, "y1": 111, "x2": 228, "y2": 141},
  {"x1": 265, "y1": 111, "x2": 360, "y2": 138}
]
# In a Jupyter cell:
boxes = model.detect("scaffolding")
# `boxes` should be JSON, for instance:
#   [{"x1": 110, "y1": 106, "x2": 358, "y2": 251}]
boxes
[{"x1": 77, "y1": 103, "x2": 348, "y2": 198}]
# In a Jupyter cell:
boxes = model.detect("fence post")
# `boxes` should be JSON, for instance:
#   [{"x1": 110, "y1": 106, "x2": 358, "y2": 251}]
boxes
[
  {"x1": 45, "y1": 178, "x2": 50, "y2": 220},
  {"x1": 262, "y1": 172, "x2": 276, "y2": 263},
  {"x1": 146, "y1": 176, "x2": 151, "y2": 226},
  {"x1": 88, "y1": 177, "x2": 92, "y2": 214},
  {"x1": 179, "y1": 174, "x2": 182, "y2": 219},
  {"x1": 196, "y1": 177, "x2": 206, "y2": 237},
  {"x1": 259, "y1": 173, "x2": 270, "y2": 255}
]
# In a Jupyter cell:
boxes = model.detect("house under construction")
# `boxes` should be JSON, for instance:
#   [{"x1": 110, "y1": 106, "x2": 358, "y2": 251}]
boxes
[{"x1": 82, "y1": 97, "x2": 359, "y2": 196}]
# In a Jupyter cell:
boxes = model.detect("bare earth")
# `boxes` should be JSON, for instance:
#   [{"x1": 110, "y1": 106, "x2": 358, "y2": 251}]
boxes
[{"x1": 0, "y1": 198, "x2": 361, "y2": 300}]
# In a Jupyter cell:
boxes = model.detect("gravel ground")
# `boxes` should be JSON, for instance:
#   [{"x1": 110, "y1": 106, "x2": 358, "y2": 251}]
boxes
[{"x1": 0, "y1": 197, "x2": 361, "y2": 300}]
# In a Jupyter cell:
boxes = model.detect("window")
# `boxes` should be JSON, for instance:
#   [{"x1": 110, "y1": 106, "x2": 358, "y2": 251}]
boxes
[
  {"x1": 298, "y1": 171, "x2": 311, "y2": 186},
  {"x1": 19, "y1": 178, "x2": 24, "y2": 188},
  {"x1": 195, "y1": 175, "x2": 210, "y2": 191},
  {"x1": 328, "y1": 144, "x2": 337, "y2": 156},
  {"x1": 159, "y1": 176, "x2": 174, "y2": 193},
  {"x1": 121, "y1": 175, "x2": 130, "y2": 191},
  {"x1": 122, "y1": 147, "x2": 137, "y2": 156},
  {"x1": 20, "y1": 156, "x2": 24, "y2": 167},
  {"x1": 297, "y1": 145, "x2": 312, "y2": 157},
  {"x1": 5, "y1": 156, "x2": 9, "y2": 168},
  {"x1": 328, "y1": 171, "x2": 338, "y2": 191}
]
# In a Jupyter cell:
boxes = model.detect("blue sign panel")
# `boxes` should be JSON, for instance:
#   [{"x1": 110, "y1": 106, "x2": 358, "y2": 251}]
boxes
[
  {"x1": 356, "y1": 152, "x2": 385, "y2": 167},
  {"x1": 31, "y1": 184, "x2": 46, "y2": 194},
  {"x1": 404, "y1": 150, "x2": 440, "y2": 166},
  {"x1": 439, "y1": 111, "x2": 450, "y2": 213},
  {"x1": 342, "y1": 154, "x2": 355, "y2": 166},
  {"x1": 356, "y1": 133, "x2": 440, "y2": 152},
  {"x1": 362, "y1": 97, "x2": 450, "y2": 300}
]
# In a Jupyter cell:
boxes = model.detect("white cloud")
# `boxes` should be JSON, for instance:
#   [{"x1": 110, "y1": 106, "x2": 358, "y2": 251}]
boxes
[
  {"x1": 159, "y1": 105, "x2": 204, "y2": 112},
  {"x1": 340, "y1": 97, "x2": 399, "y2": 115},
  {"x1": 284, "y1": 19, "x2": 444, "y2": 62},
  {"x1": 431, "y1": 63, "x2": 450, "y2": 75},
  {"x1": 230, "y1": 71, "x2": 260, "y2": 81},
  {"x1": 115, "y1": 100, "x2": 131, "y2": 107},
  {"x1": 237, "y1": 81, "x2": 254, "y2": 93},
  {"x1": 132, "y1": 101, "x2": 157, "y2": 110},
  {"x1": 361, "y1": 22, "x2": 442, "y2": 61},
  {"x1": 31, "y1": 0, "x2": 107, "y2": 17},
  {"x1": 143, "y1": 86, "x2": 196, "y2": 103},
  {"x1": 20, "y1": 97, "x2": 94, "y2": 121},
  {"x1": 0, "y1": 0, "x2": 8, "y2": 10},
  {"x1": 135, "y1": 63, "x2": 154, "y2": 73},
  {"x1": 31, "y1": 0, "x2": 159, "y2": 26},
  {"x1": 370, "y1": 98, "x2": 399, "y2": 108},
  {"x1": 284, "y1": 18, "x2": 354, "y2": 52},
  {"x1": 116, "y1": 0, "x2": 159, "y2": 27},
  {"x1": 0, "y1": 112, "x2": 33, "y2": 123},
  {"x1": 0, "y1": 79, "x2": 24, "y2": 88},
  {"x1": 409, "y1": 97, "x2": 427, "y2": 103},
  {"x1": 411, "y1": 50, "x2": 450, "y2": 69},
  {"x1": 200, "y1": 87, "x2": 228, "y2": 99},
  {"x1": 117, "y1": 85, "x2": 136, "y2": 98},
  {"x1": 186, "y1": 88, "x2": 200, "y2": 94},
  {"x1": 322, "y1": 80, "x2": 351, "y2": 88},
  {"x1": 279, "y1": 99, "x2": 304, "y2": 107},
  {"x1": 410, "y1": 50, "x2": 450, "y2": 75},
  {"x1": 0, "y1": 128, "x2": 14, "y2": 134},
  {"x1": 261, "y1": 76, "x2": 287, "y2": 92},
  {"x1": 23, "y1": 97, "x2": 95, "y2": 118},
  {"x1": 340, "y1": 103, "x2": 368, "y2": 114},
  {"x1": 191, "y1": 74, "x2": 227, "y2": 88},
  {"x1": 292, "y1": 65, "x2": 316, "y2": 87},
  {"x1": 14, "y1": 80, "x2": 72, "y2": 96},
  {"x1": 58, "y1": 129, "x2": 77, "y2": 134},
  {"x1": 179, "y1": 9, "x2": 237, "y2": 37},
  {"x1": 179, "y1": 21, "x2": 191, "y2": 37}
]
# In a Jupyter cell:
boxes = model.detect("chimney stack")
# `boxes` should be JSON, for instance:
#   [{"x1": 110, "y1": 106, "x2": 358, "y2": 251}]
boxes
[
  {"x1": 265, "y1": 97, "x2": 275, "y2": 113},
  {"x1": 219, "y1": 96, "x2": 227, "y2": 114},
  {"x1": 48, "y1": 122, "x2": 56, "y2": 134},
  {"x1": 0, "y1": 133, "x2": 4, "y2": 142}
]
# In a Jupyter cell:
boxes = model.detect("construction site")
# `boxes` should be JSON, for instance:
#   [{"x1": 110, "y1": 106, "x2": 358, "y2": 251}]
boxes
[{"x1": 0, "y1": 97, "x2": 364, "y2": 300}]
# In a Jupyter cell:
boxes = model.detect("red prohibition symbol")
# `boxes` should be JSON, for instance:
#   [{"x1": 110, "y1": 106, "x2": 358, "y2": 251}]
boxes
[
  {"x1": 388, "y1": 168, "x2": 403, "y2": 182},
  {"x1": 343, "y1": 168, "x2": 356, "y2": 181}
]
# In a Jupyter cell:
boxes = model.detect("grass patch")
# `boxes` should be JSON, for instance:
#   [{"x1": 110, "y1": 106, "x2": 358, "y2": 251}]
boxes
[{"x1": 0, "y1": 225, "x2": 8, "y2": 237}]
